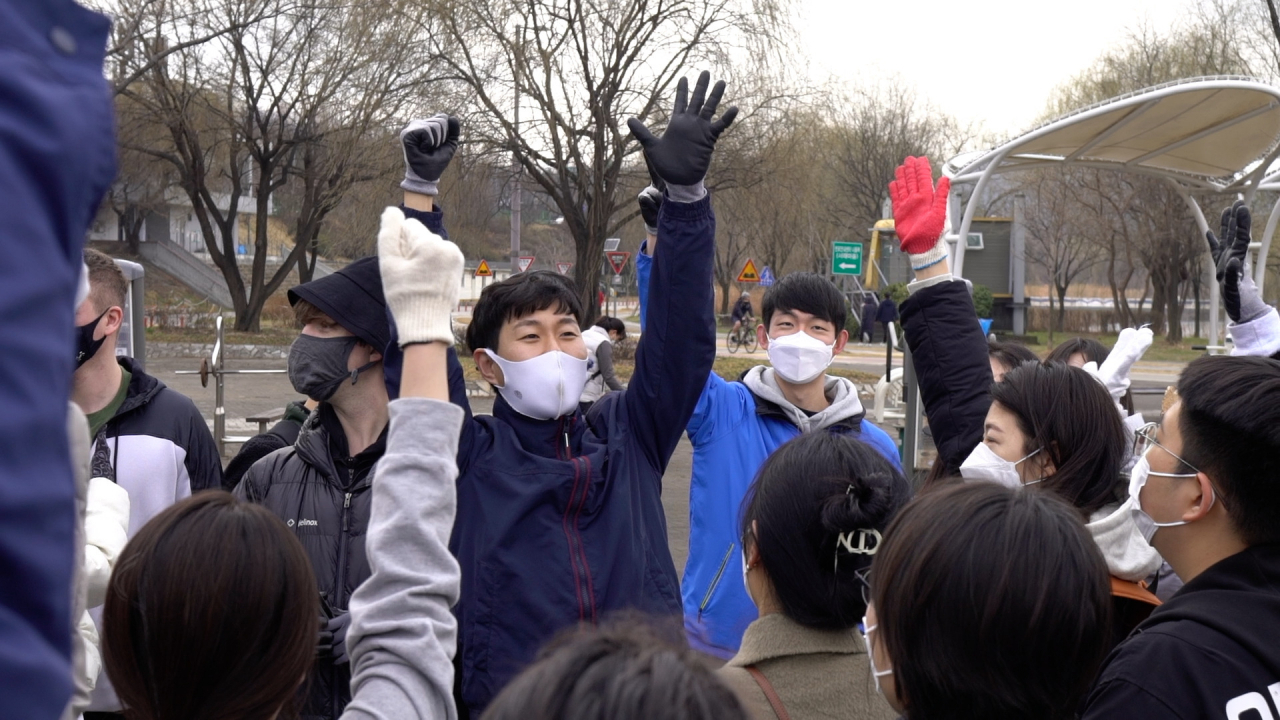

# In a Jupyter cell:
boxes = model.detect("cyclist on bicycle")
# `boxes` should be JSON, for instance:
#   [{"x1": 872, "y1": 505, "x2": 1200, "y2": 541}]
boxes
[{"x1": 731, "y1": 291, "x2": 754, "y2": 340}]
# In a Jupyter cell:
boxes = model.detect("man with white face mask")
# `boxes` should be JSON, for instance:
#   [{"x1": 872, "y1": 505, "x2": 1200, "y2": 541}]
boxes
[
  {"x1": 634, "y1": 262, "x2": 902, "y2": 658},
  {"x1": 1084, "y1": 355, "x2": 1280, "y2": 719},
  {"x1": 379, "y1": 75, "x2": 737, "y2": 716}
]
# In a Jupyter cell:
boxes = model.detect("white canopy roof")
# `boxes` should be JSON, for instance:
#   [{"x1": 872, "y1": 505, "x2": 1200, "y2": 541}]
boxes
[
  {"x1": 943, "y1": 76, "x2": 1280, "y2": 345},
  {"x1": 947, "y1": 76, "x2": 1280, "y2": 193}
]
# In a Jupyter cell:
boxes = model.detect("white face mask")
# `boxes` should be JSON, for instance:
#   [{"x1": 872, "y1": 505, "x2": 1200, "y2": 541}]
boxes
[
  {"x1": 484, "y1": 349, "x2": 589, "y2": 420},
  {"x1": 1128, "y1": 454, "x2": 1204, "y2": 544},
  {"x1": 959, "y1": 442, "x2": 1042, "y2": 489},
  {"x1": 860, "y1": 616, "x2": 893, "y2": 696},
  {"x1": 767, "y1": 331, "x2": 835, "y2": 384}
]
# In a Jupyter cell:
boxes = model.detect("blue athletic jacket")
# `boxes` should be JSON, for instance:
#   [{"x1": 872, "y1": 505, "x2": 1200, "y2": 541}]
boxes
[
  {"x1": 0, "y1": 2, "x2": 116, "y2": 716},
  {"x1": 636, "y1": 253, "x2": 902, "y2": 659},
  {"x1": 388, "y1": 196, "x2": 716, "y2": 715}
]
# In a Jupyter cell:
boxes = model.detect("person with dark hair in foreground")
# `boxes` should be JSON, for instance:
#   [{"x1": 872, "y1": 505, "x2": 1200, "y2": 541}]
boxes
[
  {"x1": 102, "y1": 493, "x2": 321, "y2": 720},
  {"x1": 484, "y1": 621, "x2": 747, "y2": 720},
  {"x1": 866, "y1": 483, "x2": 1113, "y2": 720},
  {"x1": 717, "y1": 432, "x2": 909, "y2": 719},
  {"x1": 986, "y1": 339, "x2": 1038, "y2": 382},
  {"x1": 1083, "y1": 355, "x2": 1280, "y2": 718}
]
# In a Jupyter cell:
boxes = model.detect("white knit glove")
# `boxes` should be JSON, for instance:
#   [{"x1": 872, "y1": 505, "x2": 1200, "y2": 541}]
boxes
[
  {"x1": 377, "y1": 207, "x2": 464, "y2": 346},
  {"x1": 1081, "y1": 327, "x2": 1153, "y2": 404}
]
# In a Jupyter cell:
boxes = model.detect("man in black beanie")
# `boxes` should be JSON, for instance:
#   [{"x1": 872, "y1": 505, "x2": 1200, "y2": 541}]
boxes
[{"x1": 234, "y1": 256, "x2": 391, "y2": 720}]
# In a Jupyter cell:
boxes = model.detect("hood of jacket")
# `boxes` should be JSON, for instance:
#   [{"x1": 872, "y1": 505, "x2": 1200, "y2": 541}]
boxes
[
  {"x1": 741, "y1": 365, "x2": 866, "y2": 433},
  {"x1": 1088, "y1": 500, "x2": 1163, "y2": 582},
  {"x1": 114, "y1": 356, "x2": 164, "y2": 418}
]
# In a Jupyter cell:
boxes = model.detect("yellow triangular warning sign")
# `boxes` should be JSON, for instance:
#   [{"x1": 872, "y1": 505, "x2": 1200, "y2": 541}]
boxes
[
  {"x1": 737, "y1": 258, "x2": 761, "y2": 283},
  {"x1": 475, "y1": 259, "x2": 493, "y2": 277}
]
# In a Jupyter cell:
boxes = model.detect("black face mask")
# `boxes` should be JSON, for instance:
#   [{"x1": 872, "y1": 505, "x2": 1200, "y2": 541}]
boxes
[
  {"x1": 287, "y1": 335, "x2": 378, "y2": 402},
  {"x1": 75, "y1": 309, "x2": 110, "y2": 369}
]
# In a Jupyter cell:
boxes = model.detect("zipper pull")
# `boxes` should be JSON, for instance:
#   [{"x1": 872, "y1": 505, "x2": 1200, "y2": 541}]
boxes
[
  {"x1": 564, "y1": 431, "x2": 571, "y2": 457},
  {"x1": 342, "y1": 492, "x2": 352, "y2": 531},
  {"x1": 344, "y1": 492, "x2": 352, "y2": 509}
]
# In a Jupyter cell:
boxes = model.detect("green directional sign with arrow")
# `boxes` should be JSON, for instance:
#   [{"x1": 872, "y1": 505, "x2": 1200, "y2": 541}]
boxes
[{"x1": 831, "y1": 241, "x2": 863, "y2": 276}]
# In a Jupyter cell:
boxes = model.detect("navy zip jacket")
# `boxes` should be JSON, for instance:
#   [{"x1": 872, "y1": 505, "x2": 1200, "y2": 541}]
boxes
[
  {"x1": 0, "y1": 2, "x2": 117, "y2": 714},
  {"x1": 387, "y1": 196, "x2": 716, "y2": 715}
]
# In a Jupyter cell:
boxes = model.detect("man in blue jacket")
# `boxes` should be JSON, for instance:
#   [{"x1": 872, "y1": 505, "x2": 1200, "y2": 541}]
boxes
[
  {"x1": 0, "y1": 1, "x2": 117, "y2": 716},
  {"x1": 637, "y1": 254, "x2": 902, "y2": 659},
  {"x1": 386, "y1": 72, "x2": 737, "y2": 715}
]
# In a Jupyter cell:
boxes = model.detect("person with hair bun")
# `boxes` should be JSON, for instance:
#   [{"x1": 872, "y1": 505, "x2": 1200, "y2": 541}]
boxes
[{"x1": 717, "y1": 431, "x2": 911, "y2": 720}]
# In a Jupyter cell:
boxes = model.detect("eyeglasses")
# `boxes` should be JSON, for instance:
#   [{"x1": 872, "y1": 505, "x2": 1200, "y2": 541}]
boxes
[{"x1": 1133, "y1": 422, "x2": 1200, "y2": 474}]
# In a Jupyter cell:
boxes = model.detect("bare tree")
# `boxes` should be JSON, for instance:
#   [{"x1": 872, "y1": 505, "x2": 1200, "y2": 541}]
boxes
[
  {"x1": 419, "y1": 0, "x2": 791, "y2": 323},
  {"x1": 1022, "y1": 172, "x2": 1102, "y2": 341},
  {"x1": 114, "y1": 0, "x2": 432, "y2": 330}
]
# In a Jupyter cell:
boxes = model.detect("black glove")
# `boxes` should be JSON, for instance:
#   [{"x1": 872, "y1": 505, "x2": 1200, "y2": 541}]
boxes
[
  {"x1": 327, "y1": 612, "x2": 352, "y2": 665},
  {"x1": 317, "y1": 615, "x2": 334, "y2": 657},
  {"x1": 400, "y1": 114, "x2": 461, "y2": 196},
  {"x1": 638, "y1": 187, "x2": 662, "y2": 233},
  {"x1": 626, "y1": 71, "x2": 737, "y2": 198},
  {"x1": 1224, "y1": 257, "x2": 1243, "y2": 322},
  {"x1": 1206, "y1": 200, "x2": 1250, "y2": 281}
]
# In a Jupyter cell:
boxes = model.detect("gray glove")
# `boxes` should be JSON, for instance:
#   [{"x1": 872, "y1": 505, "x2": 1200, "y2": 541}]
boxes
[
  {"x1": 400, "y1": 114, "x2": 460, "y2": 197},
  {"x1": 1224, "y1": 257, "x2": 1269, "y2": 324}
]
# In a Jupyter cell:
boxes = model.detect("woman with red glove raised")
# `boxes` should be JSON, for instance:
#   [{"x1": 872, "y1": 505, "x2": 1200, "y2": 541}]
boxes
[{"x1": 888, "y1": 156, "x2": 1160, "y2": 654}]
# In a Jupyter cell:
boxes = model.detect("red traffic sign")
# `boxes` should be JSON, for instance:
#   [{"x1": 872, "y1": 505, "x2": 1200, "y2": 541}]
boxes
[
  {"x1": 474, "y1": 259, "x2": 493, "y2": 277},
  {"x1": 517, "y1": 256, "x2": 535, "y2": 273},
  {"x1": 606, "y1": 251, "x2": 630, "y2": 275},
  {"x1": 737, "y1": 258, "x2": 761, "y2": 283},
  {"x1": 556, "y1": 262, "x2": 574, "y2": 275}
]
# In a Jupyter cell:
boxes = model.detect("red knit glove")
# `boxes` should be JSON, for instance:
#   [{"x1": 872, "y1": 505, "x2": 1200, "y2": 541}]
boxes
[{"x1": 889, "y1": 156, "x2": 951, "y2": 255}]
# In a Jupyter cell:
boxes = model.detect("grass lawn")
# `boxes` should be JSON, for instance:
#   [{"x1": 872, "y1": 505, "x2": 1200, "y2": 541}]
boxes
[
  {"x1": 1016, "y1": 332, "x2": 1211, "y2": 363},
  {"x1": 146, "y1": 324, "x2": 300, "y2": 347}
]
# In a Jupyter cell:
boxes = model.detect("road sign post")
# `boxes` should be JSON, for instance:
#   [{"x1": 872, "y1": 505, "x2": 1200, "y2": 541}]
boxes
[
  {"x1": 556, "y1": 261, "x2": 573, "y2": 275},
  {"x1": 737, "y1": 258, "x2": 761, "y2": 283},
  {"x1": 831, "y1": 242, "x2": 863, "y2": 276},
  {"x1": 474, "y1": 259, "x2": 493, "y2": 277},
  {"x1": 759, "y1": 266, "x2": 776, "y2": 287},
  {"x1": 517, "y1": 256, "x2": 535, "y2": 273}
]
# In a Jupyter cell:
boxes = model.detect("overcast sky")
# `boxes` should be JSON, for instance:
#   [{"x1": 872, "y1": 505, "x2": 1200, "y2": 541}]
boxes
[{"x1": 797, "y1": 0, "x2": 1193, "y2": 139}]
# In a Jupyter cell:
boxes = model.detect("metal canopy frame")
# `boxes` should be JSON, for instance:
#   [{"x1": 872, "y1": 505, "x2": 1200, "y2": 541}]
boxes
[
  {"x1": 943, "y1": 75, "x2": 1280, "y2": 347},
  {"x1": 896, "y1": 77, "x2": 1280, "y2": 474}
]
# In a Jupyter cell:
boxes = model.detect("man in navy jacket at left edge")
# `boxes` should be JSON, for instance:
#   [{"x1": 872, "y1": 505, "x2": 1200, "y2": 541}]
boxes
[{"x1": 0, "y1": 0, "x2": 118, "y2": 716}]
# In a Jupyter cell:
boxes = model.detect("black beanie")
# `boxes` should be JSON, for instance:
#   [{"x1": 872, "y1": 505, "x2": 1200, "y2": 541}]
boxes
[{"x1": 288, "y1": 257, "x2": 389, "y2": 352}]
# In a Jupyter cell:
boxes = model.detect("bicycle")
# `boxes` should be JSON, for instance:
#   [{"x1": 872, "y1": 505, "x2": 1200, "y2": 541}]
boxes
[{"x1": 726, "y1": 319, "x2": 758, "y2": 353}]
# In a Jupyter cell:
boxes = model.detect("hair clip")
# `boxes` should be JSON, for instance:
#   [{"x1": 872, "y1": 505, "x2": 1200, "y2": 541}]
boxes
[{"x1": 834, "y1": 528, "x2": 883, "y2": 572}]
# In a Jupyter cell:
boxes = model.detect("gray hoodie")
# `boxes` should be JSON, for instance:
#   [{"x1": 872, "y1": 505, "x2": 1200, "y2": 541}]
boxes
[
  {"x1": 340, "y1": 398, "x2": 464, "y2": 720},
  {"x1": 740, "y1": 366, "x2": 868, "y2": 433}
]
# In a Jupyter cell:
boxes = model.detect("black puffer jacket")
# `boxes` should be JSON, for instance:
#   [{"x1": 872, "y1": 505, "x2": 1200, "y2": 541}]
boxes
[{"x1": 234, "y1": 403, "x2": 386, "y2": 720}]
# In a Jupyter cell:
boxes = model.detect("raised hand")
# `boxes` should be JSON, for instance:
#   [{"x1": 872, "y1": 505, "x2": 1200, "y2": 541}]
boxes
[
  {"x1": 627, "y1": 71, "x2": 738, "y2": 194},
  {"x1": 400, "y1": 114, "x2": 461, "y2": 197},
  {"x1": 1206, "y1": 200, "x2": 1250, "y2": 281},
  {"x1": 377, "y1": 207, "x2": 465, "y2": 346},
  {"x1": 1083, "y1": 326, "x2": 1153, "y2": 404},
  {"x1": 638, "y1": 187, "x2": 663, "y2": 234},
  {"x1": 889, "y1": 156, "x2": 951, "y2": 256}
]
